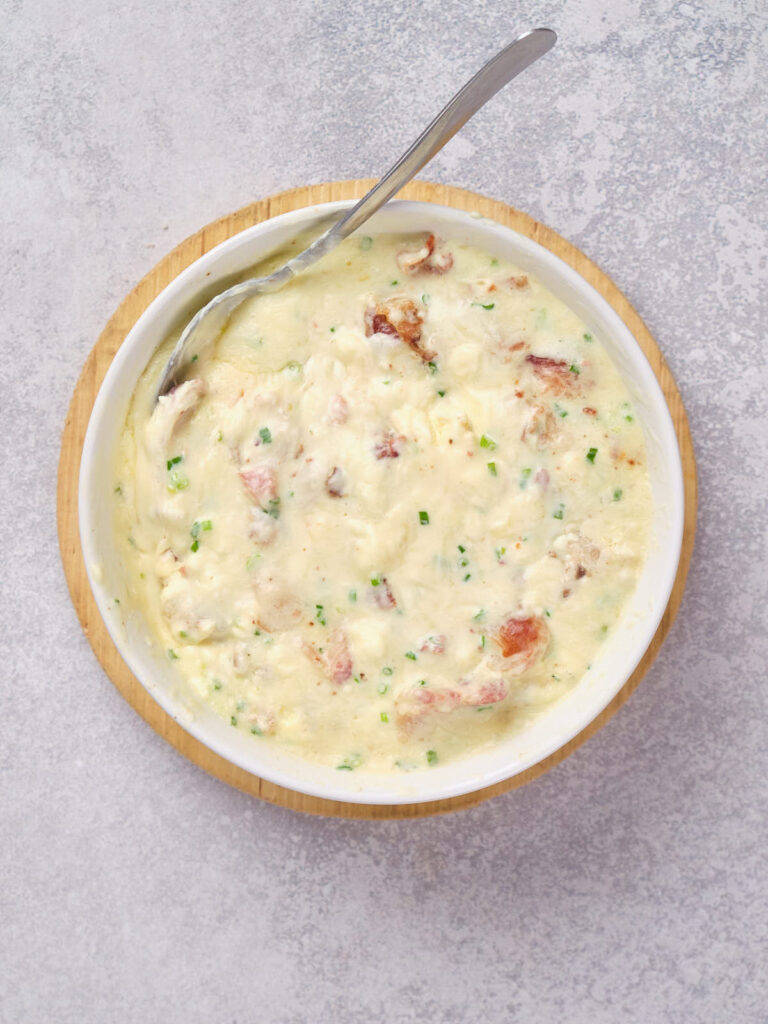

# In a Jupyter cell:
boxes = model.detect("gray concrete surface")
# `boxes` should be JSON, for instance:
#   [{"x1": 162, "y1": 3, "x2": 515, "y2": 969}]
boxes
[{"x1": 1, "y1": 1, "x2": 766, "y2": 1021}]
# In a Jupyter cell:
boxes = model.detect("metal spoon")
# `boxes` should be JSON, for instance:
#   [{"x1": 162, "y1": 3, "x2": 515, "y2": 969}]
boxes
[{"x1": 156, "y1": 26, "x2": 556, "y2": 399}]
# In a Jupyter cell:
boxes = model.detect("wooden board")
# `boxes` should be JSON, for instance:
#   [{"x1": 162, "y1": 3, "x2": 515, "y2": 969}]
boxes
[{"x1": 57, "y1": 180, "x2": 697, "y2": 819}]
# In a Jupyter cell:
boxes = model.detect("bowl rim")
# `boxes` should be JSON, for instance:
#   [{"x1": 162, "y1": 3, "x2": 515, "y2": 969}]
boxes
[{"x1": 78, "y1": 197, "x2": 686, "y2": 805}]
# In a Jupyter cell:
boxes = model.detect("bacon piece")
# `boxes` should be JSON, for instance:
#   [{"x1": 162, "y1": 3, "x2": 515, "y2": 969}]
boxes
[
  {"x1": 419, "y1": 634, "x2": 446, "y2": 654},
  {"x1": 371, "y1": 577, "x2": 396, "y2": 609},
  {"x1": 395, "y1": 676, "x2": 508, "y2": 730},
  {"x1": 239, "y1": 465, "x2": 277, "y2": 505},
  {"x1": 325, "y1": 466, "x2": 345, "y2": 497},
  {"x1": 526, "y1": 354, "x2": 581, "y2": 396},
  {"x1": 396, "y1": 233, "x2": 453, "y2": 275},
  {"x1": 365, "y1": 296, "x2": 433, "y2": 361},
  {"x1": 583, "y1": 407, "x2": 597, "y2": 416},
  {"x1": 508, "y1": 275, "x2": 529, "y2": 289},
  {"x1": 374, "y1": 432, "x2": 405, "y2": 459},
  {"x1": 473, "y1": 678, "x2": 508, "y2": 705},
  {"x1": 323, "y1": 629, "x2": 353, "y2": 685},
  {"x1": 303, "y1": 629, "x2": 353, "y2": 686},
  {"x1": 557, "y1": 532, "x2": 601, "y2": 579},
  {"x1": 494, "y1": 615, "x2": 550, "y2": 675},
  {"x1": 522, "y1": 403, "x2": 559, "y2": 448},
  {"x1": 328, "y1": 394, "x2": 348, "y2": 424}
]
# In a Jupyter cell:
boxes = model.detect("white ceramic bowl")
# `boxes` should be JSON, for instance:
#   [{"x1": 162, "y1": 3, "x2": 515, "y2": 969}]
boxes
[{"x1": 80, "y1": 199, "x2": 684, "y2": 805}]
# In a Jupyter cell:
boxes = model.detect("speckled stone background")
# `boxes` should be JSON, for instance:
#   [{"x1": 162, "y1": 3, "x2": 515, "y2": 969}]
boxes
[{"x1": 2, "y1": 1, "x2": 767, "y2": 1021}]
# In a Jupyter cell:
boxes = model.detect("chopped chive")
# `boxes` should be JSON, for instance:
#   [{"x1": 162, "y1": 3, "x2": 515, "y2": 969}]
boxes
[
  {"x1": 427, "y1": 361, "x2": 438, "y2": 375},
  {"x1": 544, "y1": 608, "x2": 551, "y2": 618},
  {"x1": 421, "y1": 293, "x2": 430, "y2": 304},
  {"x1": 370, "y1": 576, "x2": 380, "y2": 587},
  {"x1": 213, "y1": 681, "x2": 222, "y2": 691},
  {"x1": 601, "y1": 624, "x2": 609, "y2": 634},
  {"x1": 382, "y1": 666, "x2": 393, "y2": 676},
  {"x1": 216, "y1": 430, "x2": 223, "y2": 442},
  {"x1": 473, "y1": 609, "x2": 485, "y2": 621},
  {"x1": 191, "y1": 354, "x2": 198, "y2": 362},
  {"x1": 178, "y1": 630, "x2": 187, "y2": 638},
  {"x1": 315, "y1": 604, "x2": 326, "y2": 626},
  {"x1": 418, "y1": 679, "x2": 427, "y2": 686},
  {"x1": 391, "y1": 279, "x2": 398, "y2": 286},
  {"x1": 259, "y1": 426, "x2": 272, "y2": 444},
  {"x1": 583, "y1": 332, "x2": 593, "y2": 342},
  {"x1": 472, "y1": 302, "x2": 495, "y2": 310},
  {"x1": 377, "y1": 683, "x2": 389, "y2": 695},
  {"x1": 167, "y1": 468, "x2": 188, "y2": 492},
  {"x1": 586, "y1": 447, "x2": 598, "y2": 463},
  {"x1": 419, "y1": 510, "x2": 430, "y2": 525},
  {"x1": 166, "y1": 455, "x2": 182, "y2": 470},
  {"x1": 495, "y1": 546, "x2": 506, "y2": 561},
  {"x1": 553, "y1": 503, "x2": 565, "y2": 520},
  {"x1": 250, "y1": 725, "x2": 262, "y2": 736},
  {"x1": 253, "y1": 628, "x2": 261, "y2": 636},
  {"x1": 458, "y1": 544, "x2": 466, "y2": 553},
  {"x1": 329, "y1": 326, "x2": 336, "y2": 332},
  {"x1": 569, "y1": 364, "x2": 580, "y2": 375},
  {"x1": 348, "y1": 589, "x2": 357, "y2": 602},
  {"x1": 426, "y1": 749, "x2": 438, "y2": 765},
  {"x1": 360, "y1": 236, "x2": 373, "y2": 250},
  {"x1": 437, "y1": 389, "x2": 446, "y2": 397},
  {"x1": 167, "y1": 649, "x2": 178, "y2": 660},
  {"x1": 625, "y1": 414, "x2": 634, "y2": 422},
  {"x1": 230, "y1": 715, "x2": 238, "y2": 727},
  {"x1": 554, "y1": 403, "x2": 568, "y2": 419},
  {"x1": 380, "y1": 711, "x2": 389, "y2": 723},
  {"x1": 520, "y1": 466, "x2": 532, "y2": 489},
  {"x1": 336, "y1": 754, "x2": 362, "y2": 771},
  {"x1": 479, "y1": 434, "x2": 497, "y2": 450},
  {"x1": 464, "y1": 573, "x2": 471, "y2": 581},
  {"x1": 405, "y1": 651, "x2": 417, "y2": 660},
  {"x1": 266, "y1": 497, "x2": 281, "y2": 519},
  {"x1": 487, "y1": 461, "x2": 497, "y2": 476},
  {"x1": 491, "y1": 257, "x2": 499, "y2": 266},
  {"x1": 480, "y1": 635, "x2": 486, "y2": 648},
  {"x1": 613, "y1": 488, "x2": 623, "y2": 501},
  {"x1": 190, "y1": 540, "x2": 199, "y2": 552}
]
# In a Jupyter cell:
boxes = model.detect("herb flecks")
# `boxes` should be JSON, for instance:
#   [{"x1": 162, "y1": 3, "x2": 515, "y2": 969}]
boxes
[{"x1": 337, "y1": 753, "x2": 362, "y2": 771}]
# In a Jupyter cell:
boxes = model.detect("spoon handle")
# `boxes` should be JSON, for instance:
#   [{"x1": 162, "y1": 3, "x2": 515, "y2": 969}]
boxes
[
  {"x1": 157, "y1": 28, "x2": 556, "y2": 398},
  {"x1": 282, "y1": 27, "x2": 556, "y2": 277}
]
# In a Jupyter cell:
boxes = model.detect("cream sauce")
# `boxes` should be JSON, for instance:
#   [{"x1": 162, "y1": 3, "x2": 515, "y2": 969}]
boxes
[{"x1": 114, "y1": 232, "x2": 651, "y2": 772}]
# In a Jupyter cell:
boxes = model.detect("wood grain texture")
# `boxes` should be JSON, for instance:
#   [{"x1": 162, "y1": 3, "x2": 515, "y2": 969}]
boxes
[{"x1": 57, "y1": 180, "x2": 697, "y2": 819}]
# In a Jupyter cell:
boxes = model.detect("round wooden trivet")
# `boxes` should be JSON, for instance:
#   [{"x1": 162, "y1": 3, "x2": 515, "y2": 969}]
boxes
[{"x1": 57, "y1": 180, "x2": 697, "y2": 818}]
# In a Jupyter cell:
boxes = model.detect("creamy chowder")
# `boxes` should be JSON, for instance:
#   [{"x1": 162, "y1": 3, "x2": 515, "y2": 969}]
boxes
[{"x1": 114, "y1": 231, "x2": 651, "y2": 772}]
